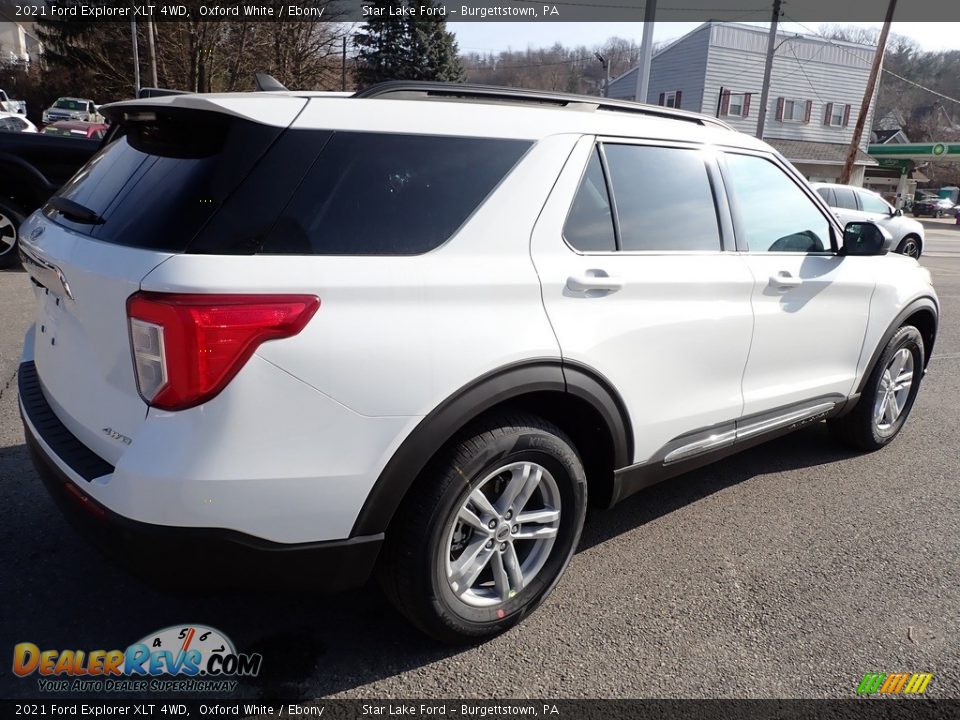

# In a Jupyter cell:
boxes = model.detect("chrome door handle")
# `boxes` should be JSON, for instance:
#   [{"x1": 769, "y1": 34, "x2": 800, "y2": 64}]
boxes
[
  {"x1": 769, "y1": 271, "x2": 803, "y2": 290},
  {"x1": 566, "y1": 272, "x2": 624, "y2": 294}
]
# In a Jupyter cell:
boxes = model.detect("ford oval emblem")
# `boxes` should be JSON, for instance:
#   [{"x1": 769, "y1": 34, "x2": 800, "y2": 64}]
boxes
[{"x1": 29, "y1": 225, "x2": 45, "y2": 241}]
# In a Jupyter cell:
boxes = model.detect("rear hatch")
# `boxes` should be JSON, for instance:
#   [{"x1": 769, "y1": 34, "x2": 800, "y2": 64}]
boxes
[{"x1": 20, "y1": 97, "x2": 306, "y2": 465}]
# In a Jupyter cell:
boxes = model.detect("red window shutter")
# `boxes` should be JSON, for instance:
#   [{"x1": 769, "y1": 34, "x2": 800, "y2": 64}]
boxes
[
  {"x1": 775, "y1": 97, "x2": 784, "y2": 121},
  {"x1": 720, "y1": 90, "x2": 730, "y2": 116},
  {"x1": 658, "y1": 92, "x2": 665, "y2": 106},
  {"x1": 824, "y1": 102, "x2": 833, "y2": 125},
  {"x1": 674, "y1": 90, "x2": 682, "y2": 109},
  {"x1": 804, "y1": 100, "x2": 813, "y2": 123},
  {"x1": 843, "y1": 103, "x2": 852, "y2": 127},
  {"x1": 742, "y1": 93, "x2": 751, "y2": 117}
]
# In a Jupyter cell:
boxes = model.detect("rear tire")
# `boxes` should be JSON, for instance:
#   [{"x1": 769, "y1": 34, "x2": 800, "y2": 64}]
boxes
[
  {"x1": 0, "y1": 198, "x2": 25, "y2": 270},
  {"x1": 378, "y1": 413, "x2": 587, "y2": 644},
  {"x1": 829, "y1": 325, "x2": 924, "y2": 451}
]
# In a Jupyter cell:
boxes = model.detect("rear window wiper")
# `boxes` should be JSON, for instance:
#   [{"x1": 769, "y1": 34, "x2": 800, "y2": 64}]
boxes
[{"x1": 47, "y1": 196, "x2": 105, "y2": 225}]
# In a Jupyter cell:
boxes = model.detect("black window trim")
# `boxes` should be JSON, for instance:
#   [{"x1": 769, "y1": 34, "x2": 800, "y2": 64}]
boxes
[
  {"x1": 563, "y1": 136, "x2": 730, "y2": 256},
  {"x1": 715, "y1": 148, "x2": 841, "y2": 255}
]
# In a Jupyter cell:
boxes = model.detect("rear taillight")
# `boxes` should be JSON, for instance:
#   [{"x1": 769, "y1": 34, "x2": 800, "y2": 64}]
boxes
[{"x1": 126, "y1": 292, "x2": 320, "y2": 411}]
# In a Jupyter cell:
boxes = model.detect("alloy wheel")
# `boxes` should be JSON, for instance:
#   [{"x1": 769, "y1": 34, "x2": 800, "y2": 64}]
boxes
[
  {"x1": 873, "y1": 348, "x2": 914, "y2": 436},
  {"x1": 0, "y1": 212, "x2": 17, "y2": 257},
  {"x1": 444, "y1": 461, "x2": 561, "y2": 608}
]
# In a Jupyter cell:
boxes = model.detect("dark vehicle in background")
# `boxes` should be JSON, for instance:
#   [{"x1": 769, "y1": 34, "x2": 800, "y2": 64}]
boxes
[
  {"x1": 41, "y1": 120, "x2": 109, "y2": 141},
  {"x1": 912, "y1": 197, "x2": 956, "y2": 218},
  {"x1": 0, "y1": 132, "x2": 100, "y2": 268}
]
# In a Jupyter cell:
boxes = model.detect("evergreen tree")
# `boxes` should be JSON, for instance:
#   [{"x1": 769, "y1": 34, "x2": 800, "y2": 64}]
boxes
[
  {"x1": 410, "y1": 2, "x2": 466, "y2": 83},
  {"x1": 354, "y1": 0, "x2": 464, "y2": 87}
]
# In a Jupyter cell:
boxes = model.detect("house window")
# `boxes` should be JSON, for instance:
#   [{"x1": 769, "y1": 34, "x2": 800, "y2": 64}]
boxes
[
  {"x1": 728, "y1": 94, "x2": 745, "y2": 117},
  {"x1": 782, "y1": 99, "x2": 806, "y2": 122},
  {"x1": 776, "y1": 97, "x2": 812, "y2": 124},
  {"x1": 829, "y1": 104, "x2": 844, "y2": 126},
  {"x1": 719, "y1": 91, "x2": 752, "y2": 118},
  {"x1": 824, "y1": 102, "x2": 851, "y2": 128},
  {"x1": 658, "y1": 90, "x2": 682, "y2": 109}
]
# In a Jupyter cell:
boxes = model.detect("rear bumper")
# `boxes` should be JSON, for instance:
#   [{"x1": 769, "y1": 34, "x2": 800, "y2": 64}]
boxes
[{"x1": 19, "y1": 361, "x2": 382, "y2": 591}]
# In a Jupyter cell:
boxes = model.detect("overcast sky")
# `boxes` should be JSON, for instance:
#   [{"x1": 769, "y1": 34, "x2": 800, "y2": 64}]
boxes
[{"x1": 449, "y1": 22, "x2": 960, "y2": 54}]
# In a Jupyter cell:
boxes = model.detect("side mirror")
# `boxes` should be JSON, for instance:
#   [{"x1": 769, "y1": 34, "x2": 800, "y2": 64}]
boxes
[
  {"x1": 892, "y1": 208, "x2": 902, "y2": 217},
  {"x1": 841, "y1": 222, "x2": 894, "y2": 256}
]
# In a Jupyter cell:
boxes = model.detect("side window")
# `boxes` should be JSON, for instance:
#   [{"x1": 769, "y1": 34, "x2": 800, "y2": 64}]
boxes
[
  {"x1": 604, "y1": 144, "x2": 721, "y2": 252},
  {"x1": 563, "y1": 148, "x2": 616, "y2": 252},
  {"x1": 857, "y1": 191, "x2": 891, "y2": 214},
  {"x1": 723, "y1": 153, "x2": 831, "y2": 253},
  {"x1": 833, "y1": 187, "x2": 858, "y2": 210},
  {"x1": 261, "y1": 133, "x2": 530, "y2": 255},
  {"x1": 816, "y1": 187, "x2": 835, "y2": 207}
]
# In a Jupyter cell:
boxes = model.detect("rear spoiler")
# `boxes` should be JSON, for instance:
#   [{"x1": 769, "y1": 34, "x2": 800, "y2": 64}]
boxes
[{"x1": 137, "y1": 88, "x2": 192, "y2": 99}]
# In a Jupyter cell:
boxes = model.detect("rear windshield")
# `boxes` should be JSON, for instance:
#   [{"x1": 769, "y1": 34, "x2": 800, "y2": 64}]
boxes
[{"x1": 46, "y1": 109, "x2": 283, "y2": 251}]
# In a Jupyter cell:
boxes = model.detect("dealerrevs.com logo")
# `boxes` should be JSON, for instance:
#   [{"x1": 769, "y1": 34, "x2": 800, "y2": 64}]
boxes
[{"x1": 13, "y1": 624, "x2": 262, "y2": 693}]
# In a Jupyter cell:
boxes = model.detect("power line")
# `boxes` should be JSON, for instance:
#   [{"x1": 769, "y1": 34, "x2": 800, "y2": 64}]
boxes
[{"x1": 782, "y1": 13, "x2": 960, "y2": 107}]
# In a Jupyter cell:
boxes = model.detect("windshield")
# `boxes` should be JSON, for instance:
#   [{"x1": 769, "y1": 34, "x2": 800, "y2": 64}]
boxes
[{"x1": 54, "y1": 99, "x2": 86, "y2": 111}]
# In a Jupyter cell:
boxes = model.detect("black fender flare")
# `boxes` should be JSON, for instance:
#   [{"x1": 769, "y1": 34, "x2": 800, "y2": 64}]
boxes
[
  {"x1": 855, "y1": 296, "x2": 939, "y2": 395},
  {"x1": 350, "y1": 358, "x2": 632, "y2": 537}
]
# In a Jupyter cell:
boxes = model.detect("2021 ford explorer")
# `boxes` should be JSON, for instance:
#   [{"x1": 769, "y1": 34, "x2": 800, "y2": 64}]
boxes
[{"x1": 18, "y1": 83, "x2": 938, "y2": 643}]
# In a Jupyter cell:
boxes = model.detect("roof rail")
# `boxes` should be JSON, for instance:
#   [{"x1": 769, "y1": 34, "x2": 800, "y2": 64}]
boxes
[{"x1": 355, "y1": 81, "x2": 733, "y2": 130}]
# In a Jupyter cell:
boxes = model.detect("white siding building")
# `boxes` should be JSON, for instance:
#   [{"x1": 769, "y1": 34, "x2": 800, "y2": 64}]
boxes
[{"x1": 608, "y1": 22, "x2": 878, "y2": 185}]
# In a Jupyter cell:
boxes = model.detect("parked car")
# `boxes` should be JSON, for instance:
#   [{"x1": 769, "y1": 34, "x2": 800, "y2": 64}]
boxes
[
  {"x1": 811, "y1": 182, "x2": 925, "y2": 259},
  {"x1": 42, "y1": 97, "x2": 102, "y2": 124},
  {"x1": 41, "y1": 120, "x2": 109, "y2": 140},
  {"x1": 0, "y1": 111, "x2": 38, "y2": 133},
  {"x1": 912, "y1": 196, "x2": 956, "y2": 218},
  {"x1": 0, "y1": 131, "x2": 100, "y2": 268},
  {"x1": 0, "y1": 88, "x2": 27, "y2": 114},
  {"x1": 17, "y1": 82, "x2": 938, "y2": 643}
]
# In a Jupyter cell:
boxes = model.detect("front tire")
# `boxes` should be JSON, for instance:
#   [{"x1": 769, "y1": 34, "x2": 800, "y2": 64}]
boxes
[
  {"x1": 829, "y1": 325, "x2": 924, "y2": 451},
  {"x1": 0, "y1": 198, "x2": 25, "y2": 270},
  {"x1": 378, "y1": 414, "x2": 587, "y2": 643},
  {"x1": 896, "y1": 235, "x2": 921, "y2": 259}
]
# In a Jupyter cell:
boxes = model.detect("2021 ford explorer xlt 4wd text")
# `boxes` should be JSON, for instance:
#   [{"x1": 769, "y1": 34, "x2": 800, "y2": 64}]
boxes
[{"x1": 18, "y1": 83, "x2": 938, "y2": 643}]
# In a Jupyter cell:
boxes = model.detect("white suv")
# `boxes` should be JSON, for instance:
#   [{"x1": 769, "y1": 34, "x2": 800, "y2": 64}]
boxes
[
  {"x1": 17, "y1": 83, "x2": 939, "y2": 643},
  {"x1": 811, "y1": 182, "x2": 925, "y2": 259}
]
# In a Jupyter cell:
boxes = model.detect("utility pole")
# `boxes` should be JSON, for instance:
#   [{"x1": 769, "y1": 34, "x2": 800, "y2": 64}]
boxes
[
  {"x1": 595, "y1": 53, "x2": 609, "y2": 97},
  {"x1": 146, "y1": 19, "x2": 158, "y2": 88},
  {"x1": 839, "y1": 0, "x2": 897, "y2": 184},
  {"x1": 341, "y1": 36, "x2": 347, "y2": 92},
  {"x1": 130, "y1": 20, "x2": 141, "y2": 96},
  {"x1": 635, "y1": 0, "x2": 657, "y2": 103},
  {"x1": 755, "y1": 0, "x2": 782, "y2": 139}
]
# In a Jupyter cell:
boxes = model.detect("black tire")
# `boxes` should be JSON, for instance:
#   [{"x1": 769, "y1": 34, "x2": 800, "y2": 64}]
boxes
[
  {"x1": 895, "y1": 234, "x2": 922, "y2": 259},
  {"x1": 378, "y1": 413, "x2": 587, "y2": 644},
  {"x1": 829, "y1": 325, "x2": 925, "y2": 451},
  {"x1": 0, "y1": 198, "x2": 25, "y2": 270}
]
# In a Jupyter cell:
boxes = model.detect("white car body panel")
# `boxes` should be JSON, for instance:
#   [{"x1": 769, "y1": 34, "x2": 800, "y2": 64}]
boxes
[
  {"x1": 530, "y1": 136, "x2": 756, "y2": 464},
  {"x1": 17, "y1": 92, "x2": 940, "y2": 551},
  {"x1": 738, "y1": 253, "x2": 876, "y2": 415}
]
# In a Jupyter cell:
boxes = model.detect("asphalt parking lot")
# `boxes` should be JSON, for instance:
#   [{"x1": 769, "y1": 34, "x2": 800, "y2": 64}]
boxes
[{"x1": 1, "y1": 219, "x2": 958, "y2": 700}]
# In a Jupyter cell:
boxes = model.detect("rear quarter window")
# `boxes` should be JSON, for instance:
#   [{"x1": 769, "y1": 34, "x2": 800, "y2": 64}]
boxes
[{"x1": 258, "y1": 132, "x2": 531, "y2": 256}]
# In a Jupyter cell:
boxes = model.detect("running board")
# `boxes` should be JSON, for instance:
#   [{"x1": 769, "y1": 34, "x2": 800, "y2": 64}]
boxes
[
  {"x1": 606, "y1": 397, "x2": 844, "y2": 507},
  {"x1": 664, "y1": 401, "x2": 837, "y2": 465}
]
